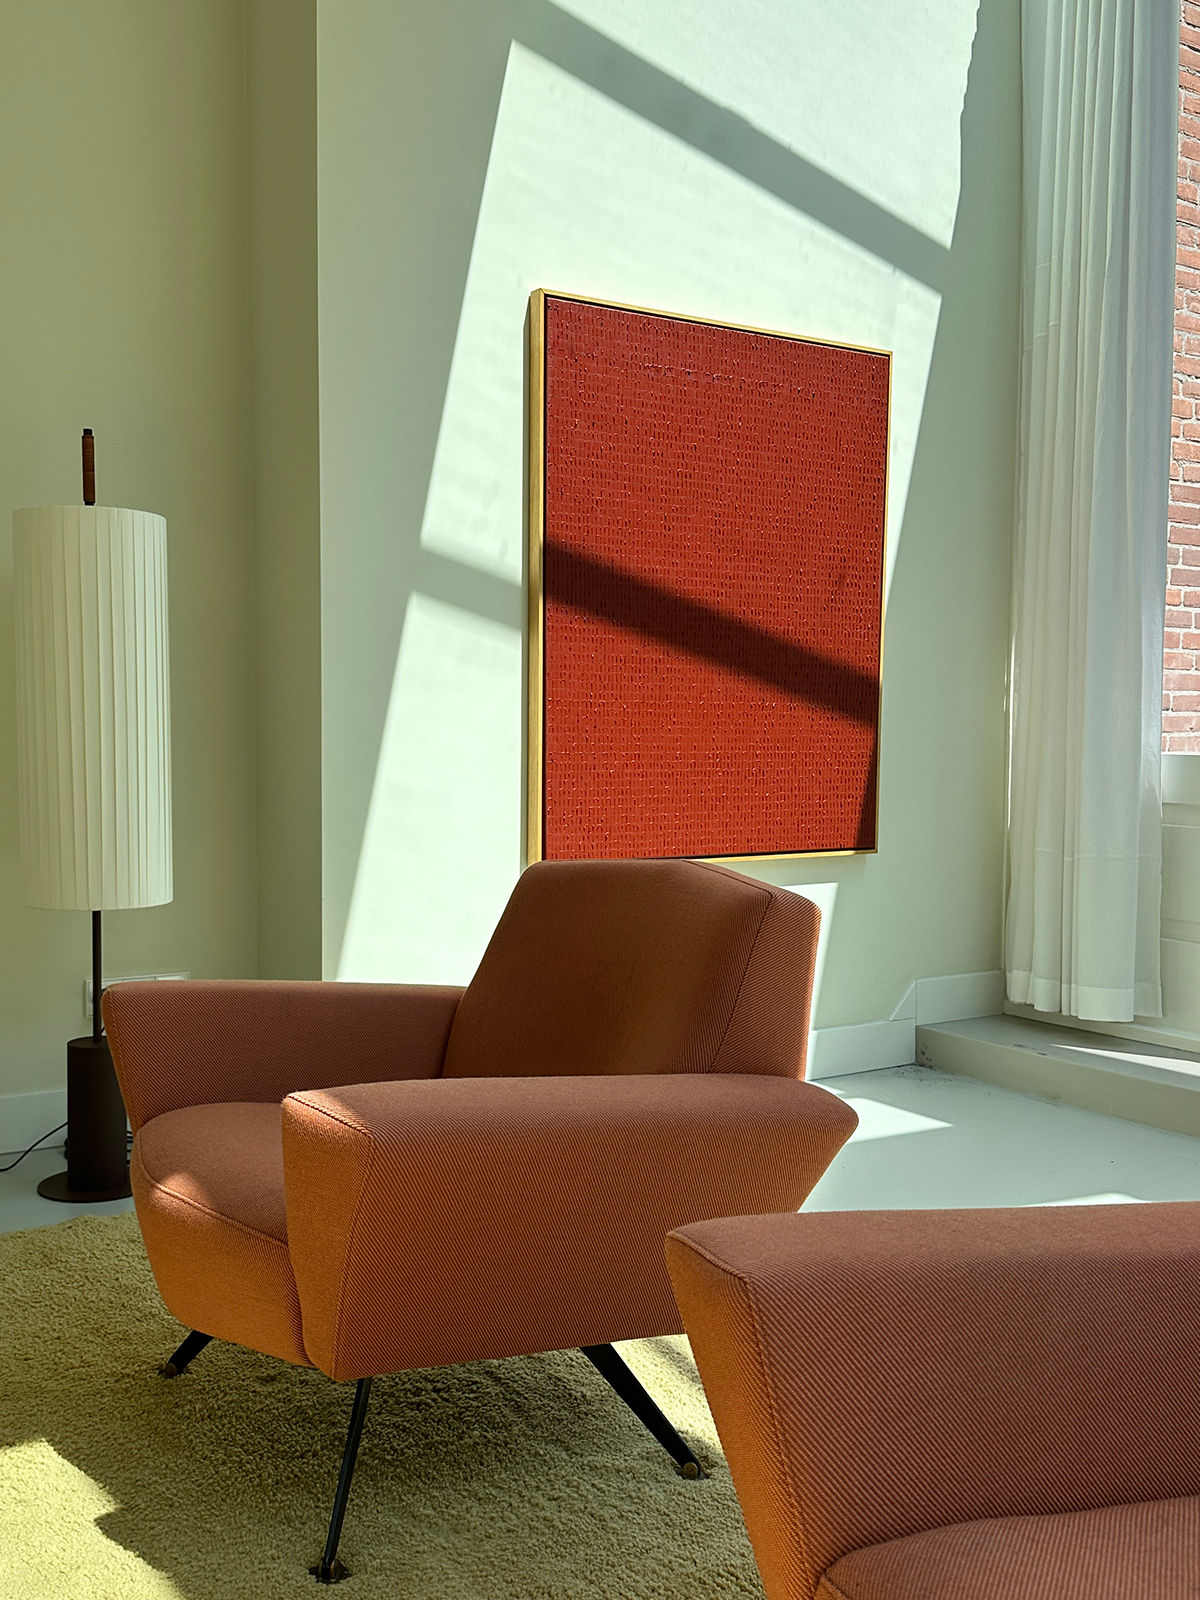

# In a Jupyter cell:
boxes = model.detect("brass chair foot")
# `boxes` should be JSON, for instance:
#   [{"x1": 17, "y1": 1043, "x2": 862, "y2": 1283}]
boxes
[{"x1": 310, "y1": 1557, "x2": 350, "y2": 1585}]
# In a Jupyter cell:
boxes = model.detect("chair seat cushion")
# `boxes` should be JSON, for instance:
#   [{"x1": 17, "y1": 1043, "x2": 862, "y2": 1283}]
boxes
[
  {"x1": 132, "y1": 1102, "x2": 308, "y2": 1366},
  {"x1": 138, "y1": 1101, "x2": 289, "y2": 1240},
  {"x1": 816, "y1": 1494, "x2": 1200, "y2": 1600}
]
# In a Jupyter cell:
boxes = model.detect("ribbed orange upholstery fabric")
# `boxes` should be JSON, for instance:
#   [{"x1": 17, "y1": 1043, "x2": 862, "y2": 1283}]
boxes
[
  {"x1": 815, "y1": 1494, "x2": 1200, "y2": 1600},
  {"x1": 102, "y1": 862, "x2": 852, "y2": 1417},
  {"x1": 133, "y1": 1103, "x2": 309, "y2": 1366},
  {"x1": 666, "y1": 1205, "x2": 1200, "y2": 1600},
  {"x1": 103, "y1": 981, "x2": 463, "y2": 1130},
  {"x1": 442, "y1": 860, "x2": 819, "y2": 1080},
  {"x1": 139, "y1": 1102, "x2": 290, "y2": 1239},
  {"x1": 283, "y1": 1074, "x2": 855, "y2": 1380}
]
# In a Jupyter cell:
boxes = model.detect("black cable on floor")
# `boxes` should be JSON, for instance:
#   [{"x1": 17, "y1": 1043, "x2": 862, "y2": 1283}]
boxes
[{"x1": 0, "y1": 1122, "x2": 68, "y2": 1174}]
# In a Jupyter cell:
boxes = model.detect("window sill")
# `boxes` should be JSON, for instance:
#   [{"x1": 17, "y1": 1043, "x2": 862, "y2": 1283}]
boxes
[{"x1": 1162, "y1": 752, "x2": 1200, "y2": 806}]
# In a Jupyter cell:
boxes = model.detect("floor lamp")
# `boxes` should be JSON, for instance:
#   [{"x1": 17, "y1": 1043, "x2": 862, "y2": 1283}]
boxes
[{"x1": 13, "y1": 430, "x2": 172, "y2": 1202}]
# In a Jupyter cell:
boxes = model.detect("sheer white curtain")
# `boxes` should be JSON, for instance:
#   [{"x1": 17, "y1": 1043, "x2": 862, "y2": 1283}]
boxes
[{"x1": 1006, "y1": 0, "x2": 1176, "y2": 1021}]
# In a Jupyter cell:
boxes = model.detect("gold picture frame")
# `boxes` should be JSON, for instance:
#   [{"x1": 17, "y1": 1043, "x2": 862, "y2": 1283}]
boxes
[{"x1": 525, "y1": 287, "x2": 891, "y2": 867}]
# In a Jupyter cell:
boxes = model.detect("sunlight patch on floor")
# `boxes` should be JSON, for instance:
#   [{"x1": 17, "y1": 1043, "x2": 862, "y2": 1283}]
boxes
[{"x1": 837, "y1": 1096, "x2": 951, "y2": 1142}]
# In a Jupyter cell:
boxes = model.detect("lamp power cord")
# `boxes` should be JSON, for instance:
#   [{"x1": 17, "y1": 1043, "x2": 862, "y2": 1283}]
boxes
[
  {"x1": 0, "y1": 1122, "x2": 68, "y2": 1174},
  {"x1": 0, "y1": 1122, "x2": 134, "y2": 1175}
]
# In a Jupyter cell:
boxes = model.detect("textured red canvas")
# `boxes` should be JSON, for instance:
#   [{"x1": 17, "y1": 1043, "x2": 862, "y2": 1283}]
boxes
[{"x1": 538, "y1": 295, "x2": 888, "y2": 861}]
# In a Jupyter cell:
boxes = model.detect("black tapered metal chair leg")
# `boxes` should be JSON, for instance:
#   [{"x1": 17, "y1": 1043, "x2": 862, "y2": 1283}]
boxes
[
  {"x1": 311, "y1": 1377, "x2": 373, "y2": 1585},
  {"x1": 159, "y1": 1330, "x2": 214, "y2": 1378},
  {"x1": 581, "y1": 1344, "x2": 705, "y2": 1478}
]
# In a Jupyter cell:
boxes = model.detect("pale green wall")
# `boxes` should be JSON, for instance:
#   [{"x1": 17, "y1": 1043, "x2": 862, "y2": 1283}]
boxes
[
  {"x1": 0, "y1": 0, "x2": 1024, "y2": 1125},
  {"x1": 247, "y1": 0, "x2": 322, "y2": 979},
  {"x1": 316, "y1": 0, "x2": 1020, "y2": 1028},
  {"x1": 0, "y1": 1, "x2": 258, "y2": 1108}
]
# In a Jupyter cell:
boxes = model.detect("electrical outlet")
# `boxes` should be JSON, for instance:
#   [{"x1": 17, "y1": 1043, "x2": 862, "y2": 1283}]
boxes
[{"x1": 85, "y1": 971, "x2": 189, "y2": 1020}]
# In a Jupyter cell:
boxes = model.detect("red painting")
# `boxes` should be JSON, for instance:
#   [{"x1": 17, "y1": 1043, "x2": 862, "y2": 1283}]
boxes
[{"x1": 530, "y1": 292, "x2": 888, "y2": 862}]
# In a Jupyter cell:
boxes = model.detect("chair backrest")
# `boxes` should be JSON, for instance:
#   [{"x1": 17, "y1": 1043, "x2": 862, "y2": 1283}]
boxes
[{"x1": 441, "y1": 858, "x2": 819, "y2": 1080}]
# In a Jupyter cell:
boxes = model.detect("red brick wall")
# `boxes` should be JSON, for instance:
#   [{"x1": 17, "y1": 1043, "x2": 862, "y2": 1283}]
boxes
[{"x1": 1166, "y1": 1, "x2": 1200, "y2": 751}]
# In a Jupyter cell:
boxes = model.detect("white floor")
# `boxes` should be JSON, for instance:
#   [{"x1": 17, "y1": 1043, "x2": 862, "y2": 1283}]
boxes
[
  {"x1": 807, "y1": 1064, "x2": 1200, "y2": 1210},
  {"x1": 0, "y1": 1143, "x2": 135, "y2": 1234},
  {"x1": 3, "y1": 1063, "x2": 1200, "y2": 1236}
]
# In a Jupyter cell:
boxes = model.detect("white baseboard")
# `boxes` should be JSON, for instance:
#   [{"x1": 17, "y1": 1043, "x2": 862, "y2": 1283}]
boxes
[
  {"x1": 808, "y1": 1018, "x2": 917, "y2": 1078},
  {"x1": 0, "y1": 1088, "x2": 67, "y2": 1158},
  {"x1": 916, "y1": 969, "x2": 1006, "y2": 1025},
  {"x1": 808, "y1": 969, "x2": 1006, "y2": 1080}
]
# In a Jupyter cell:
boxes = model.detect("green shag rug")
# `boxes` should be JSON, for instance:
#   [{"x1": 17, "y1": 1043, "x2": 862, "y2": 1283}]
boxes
[{"x1": 0, "y1": 1213, "x2": 764, "y2": 1599}]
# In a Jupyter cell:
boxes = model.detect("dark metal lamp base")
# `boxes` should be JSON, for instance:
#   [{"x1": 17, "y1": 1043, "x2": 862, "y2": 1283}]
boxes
[
  {"x1": 37, "y1": 1169, "x2": 132, "y2": 1203},
  {"x1": 38, "y1": 1033, "x2": 132, "y2": 1203}
]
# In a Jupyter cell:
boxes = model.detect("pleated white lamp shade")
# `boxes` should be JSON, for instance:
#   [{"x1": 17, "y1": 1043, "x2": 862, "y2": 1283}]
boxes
[{"x1": 13, "y1": 505, "x2": 172, "y2": 911}]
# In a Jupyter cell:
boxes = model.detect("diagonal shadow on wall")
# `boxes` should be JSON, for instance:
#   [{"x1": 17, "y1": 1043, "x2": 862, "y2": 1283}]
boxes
[
  {"x1": 333, "y1": 0, "x2": 975, "y2": 976},
  {"x1": 544, "y1": 542, "x2": 880, "y2": 723},
  {"x1": 517, "y1": 1, "x2": 951, "y2": 292}
]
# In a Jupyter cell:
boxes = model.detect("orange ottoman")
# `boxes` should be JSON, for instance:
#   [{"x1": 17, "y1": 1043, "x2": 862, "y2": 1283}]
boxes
[{"x1": 667, "y1": 1204, "x2": 1200, "y2": 1600}]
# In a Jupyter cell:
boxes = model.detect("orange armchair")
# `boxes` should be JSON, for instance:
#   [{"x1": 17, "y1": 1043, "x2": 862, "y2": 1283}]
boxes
[
  {"x1": 666, "y1": 1204, "x2": 1200, "y2": 1600},
  {"x1": 103, "y1": 859, "x2": 857, "y2": 1583}
]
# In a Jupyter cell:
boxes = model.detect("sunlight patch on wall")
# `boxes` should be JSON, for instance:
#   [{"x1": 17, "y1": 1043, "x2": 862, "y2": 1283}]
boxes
[
  {"x1": 418, "y1": 41, "x2": 942, "y2": 603},
  {"x1": 336, "y1": 0, "x2": 992, "y2": 986},
  {"x1": 2, "y1": 1439, "x2": 185, "y2": 1598},
  {"x1": 548, "y1": 0, "x2": 979, "y2": 249},
  {"x1": 338, "y1": 593, "x2": 521, "y2": 983},
  {"x1": 789, "y1": 882, "x2": 838, "y2": 1020}
]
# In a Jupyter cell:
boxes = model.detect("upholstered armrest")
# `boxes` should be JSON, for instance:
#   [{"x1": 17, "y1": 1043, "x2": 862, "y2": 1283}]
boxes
[
  {"x1": 666, "y1": 1204, "x2": 1200, "y2": 1600},
  {"x1": 103, "y1": 979, "x2": 464, "y2": 1130},
  {"x1": 281, "y1": 1073, "x2": 856, "y2": 1381}
]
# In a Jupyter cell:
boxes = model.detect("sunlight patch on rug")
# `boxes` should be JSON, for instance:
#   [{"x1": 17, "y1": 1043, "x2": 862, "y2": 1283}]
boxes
[
  {"x1": 3, "y1": 1438, "x2": 185, "y2": 1599},
  {"x1": 0, "y1": 1213, "x2": 764, "y2": 1600}
]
